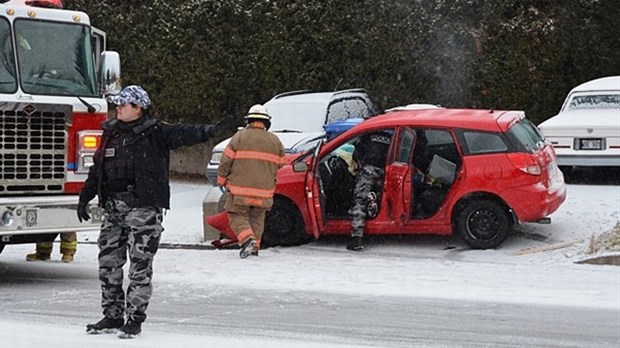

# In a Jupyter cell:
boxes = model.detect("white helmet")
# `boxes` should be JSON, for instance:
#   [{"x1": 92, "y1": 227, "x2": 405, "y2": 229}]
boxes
[{"x1": 245, "y1": 104, "x2": 272, "y2": 129}]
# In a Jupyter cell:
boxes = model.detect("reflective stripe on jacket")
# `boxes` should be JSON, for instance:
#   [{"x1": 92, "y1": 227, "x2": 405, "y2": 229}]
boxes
[{"x1": 217, "y1": 125, "x2": 285, "y2": 208}]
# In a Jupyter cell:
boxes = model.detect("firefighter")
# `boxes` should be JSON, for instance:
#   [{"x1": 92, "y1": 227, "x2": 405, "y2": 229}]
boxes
[
  {"x1": 25, "y1": 232, "x2": 77, "y2": 262},
  {"x1": 348, "y1": 131, "x2": 392, "y2": 251},
  {"x1": 76, "y1": 85, "x2": 234, "y2": 339},
  {"x1": 216, "y1": 104, "x2": 285, "y2": 258}
]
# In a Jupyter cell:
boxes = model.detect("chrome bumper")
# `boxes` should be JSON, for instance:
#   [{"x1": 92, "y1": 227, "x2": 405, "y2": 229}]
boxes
[{"x1": 0, "y1": 195, "x2": 102, "y2": 237}]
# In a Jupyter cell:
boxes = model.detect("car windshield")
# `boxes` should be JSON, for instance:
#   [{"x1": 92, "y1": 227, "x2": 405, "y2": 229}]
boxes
[
  {"x1": 568, "y1": 94, "x2": 620, "y2": 110},
  {"x1": 508, "y1": 119, "x2": 544, "y2": 153},
  {"x1": 289, "y1": 135, "x2": 325, "y2": 154},
  {"x1": 14, "y1": 18, "x2": 98, "y2": 97}
]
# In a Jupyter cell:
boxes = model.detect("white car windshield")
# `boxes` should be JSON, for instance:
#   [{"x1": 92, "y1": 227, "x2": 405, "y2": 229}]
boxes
[{"x1": 568, "y1": 94, "x2": 620, "y2": 110}]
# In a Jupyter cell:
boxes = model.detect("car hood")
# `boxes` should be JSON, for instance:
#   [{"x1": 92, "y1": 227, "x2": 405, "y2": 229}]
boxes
[{"x1": 539, "y1": 109, "x2": 620, "y2": 129}]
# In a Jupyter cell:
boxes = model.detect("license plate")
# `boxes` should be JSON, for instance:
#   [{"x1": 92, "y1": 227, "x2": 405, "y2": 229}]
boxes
[{"x1": 577, "y1": 138, "x2": 602, "y2": 150}]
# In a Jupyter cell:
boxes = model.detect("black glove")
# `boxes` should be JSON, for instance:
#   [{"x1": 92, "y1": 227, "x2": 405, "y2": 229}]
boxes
[
  {"x1": 77, "y1": 200, "x2": 90, "y2": 223},
  {"x1": 207, "y1": 115, "x2": 238, "y2": 138}
]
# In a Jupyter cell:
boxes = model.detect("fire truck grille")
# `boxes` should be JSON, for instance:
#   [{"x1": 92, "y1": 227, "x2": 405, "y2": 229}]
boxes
[{"x1": 0, "y1": 103, "x2": 70, "y2": 194}]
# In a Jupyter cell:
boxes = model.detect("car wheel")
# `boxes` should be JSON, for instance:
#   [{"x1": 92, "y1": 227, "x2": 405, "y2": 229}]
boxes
[
  {"x1": 263, "y1": 198, "x2": 308, "y2": 247},
  {"x1": 455, "y1": 199, "x2": 511, "y2": 249}
]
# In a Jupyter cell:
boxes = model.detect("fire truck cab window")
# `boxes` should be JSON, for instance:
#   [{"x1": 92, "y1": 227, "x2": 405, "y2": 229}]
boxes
[
  {"x1": 0, "y1": 18, "x2": 17, "y2": 93},
  {"x1": 14, "y1": 19, "x2": 97, "y2": 97}
]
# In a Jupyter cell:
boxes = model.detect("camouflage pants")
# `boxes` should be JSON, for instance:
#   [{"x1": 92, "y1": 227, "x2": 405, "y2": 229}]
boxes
[
  {"x1": 350, "y1": 164, "x2": 383, "y2": 238},
  {"x1": 97, "y1": 199, "x2": 163, "y2": 323}
]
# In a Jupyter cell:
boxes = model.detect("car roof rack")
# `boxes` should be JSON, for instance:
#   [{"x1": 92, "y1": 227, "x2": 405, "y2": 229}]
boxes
[
  {"x1": 271, "y1": 90, "x2": 314, "y2": 99},
  {"x1": 333, "y1": 88, "x2": 367, "y2": 95},
  {"x1": 271, "y1": 88, "x2": 368, "y2": 100}
]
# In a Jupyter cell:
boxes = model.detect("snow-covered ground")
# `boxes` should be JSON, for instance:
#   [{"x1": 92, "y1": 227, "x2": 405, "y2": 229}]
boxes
[{"x1": 1, "y1": 181, "x2": 619, "y2": 347}]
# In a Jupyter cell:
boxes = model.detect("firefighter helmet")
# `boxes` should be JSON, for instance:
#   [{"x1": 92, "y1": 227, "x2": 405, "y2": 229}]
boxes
[{"x1": 244, "y1": 104, "x2": 271, "y2": 130}]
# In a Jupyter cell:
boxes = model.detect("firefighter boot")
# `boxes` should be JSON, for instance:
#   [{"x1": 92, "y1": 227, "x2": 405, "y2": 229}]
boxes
[
  {"x1": 251, "y1": 239, "x2": 260, "y2": 257},
  {"x1": 60, "y1": 232, "x2": 77, "y2": 263},
  {"x1": 26, "y1": 241, "x2": 53, "y2": 261},
  {"x1": 25, "y1": 251, "x2": 51, "y2": 261},
  {"x1": 239, "y1": 238, "x2": 257, "y2": 259}
]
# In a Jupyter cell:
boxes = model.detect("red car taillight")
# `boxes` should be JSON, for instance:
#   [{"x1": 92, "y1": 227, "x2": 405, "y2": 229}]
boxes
[
  {"x1": 506, "y1": 153, "x2": 541, "y2": 175},
  {"x1": 76, "y1": 131, "x2": 102, "y2": 174}
]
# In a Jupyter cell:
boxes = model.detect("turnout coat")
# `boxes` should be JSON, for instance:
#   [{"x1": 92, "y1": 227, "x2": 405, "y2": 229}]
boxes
[{"x1": 216, "y1": 125, "x2": 285, "y2": 208}]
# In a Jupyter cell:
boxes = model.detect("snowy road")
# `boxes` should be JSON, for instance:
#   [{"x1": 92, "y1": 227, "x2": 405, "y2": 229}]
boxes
[
  {"x1": 0, "y1": 180, "x2": 619, "y2": 347},
  {"x1": 1, "y1": 243, "x2": 619, "y2": 348}
]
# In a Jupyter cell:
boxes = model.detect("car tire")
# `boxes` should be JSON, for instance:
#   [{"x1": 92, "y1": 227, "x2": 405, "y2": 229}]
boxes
[
  {"x1": 263, "y1": 198, "x2": 309, "y2": 247},
  {"x1": 455, "y1": 199, "x2": 511, "y2": 249}
]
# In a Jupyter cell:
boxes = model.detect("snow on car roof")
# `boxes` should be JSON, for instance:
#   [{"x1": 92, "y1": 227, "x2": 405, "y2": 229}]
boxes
[{"x1": 569, "y1": 75, "x2": 620, "y2": 93}]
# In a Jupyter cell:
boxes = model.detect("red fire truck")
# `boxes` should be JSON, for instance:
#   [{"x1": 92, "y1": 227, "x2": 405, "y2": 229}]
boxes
[{"x1": 0, "y1": 0, "x2": 120, "y2": 254}]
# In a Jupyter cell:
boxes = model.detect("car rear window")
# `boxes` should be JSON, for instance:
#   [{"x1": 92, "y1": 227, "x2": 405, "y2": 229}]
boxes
[
  {"x1": 568, "y1": 94, "x2": 620, "y2": 110},
  {"x1": 326, "y1": 96, "x2": 375, "y2": 124},
  {"x1": 507, "y1": 119, "x2": 544, "y2": 153}
]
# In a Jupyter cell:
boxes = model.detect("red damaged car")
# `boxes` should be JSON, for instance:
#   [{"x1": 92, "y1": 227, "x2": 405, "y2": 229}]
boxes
[{"x1": 210, "y1": 108, "x2": 567, "y2": 249}]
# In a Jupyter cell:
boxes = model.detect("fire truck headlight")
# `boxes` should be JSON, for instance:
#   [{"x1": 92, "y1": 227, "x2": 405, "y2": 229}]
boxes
[
  {"x1": 82, "y1": 154, "x2": 94, "y2": 168},
  {"x1": 77, "y1": 154, "x2": 94, "y2": 173},
  {"x1": 1, "y1": 210, "x2": 14, "y2": 227}
]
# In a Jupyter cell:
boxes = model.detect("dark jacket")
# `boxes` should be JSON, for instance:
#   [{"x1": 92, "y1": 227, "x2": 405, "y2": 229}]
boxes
[
  {"x1": 355, "y1": 131, "x2": 392, "y2": 168},
  {"x1": 79, "y1": 117, "x2": 215, "y2": 209}
]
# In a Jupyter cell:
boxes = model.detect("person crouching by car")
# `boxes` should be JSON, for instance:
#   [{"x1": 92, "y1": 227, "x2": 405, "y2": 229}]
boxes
[
  {"x1": 77, "y1": 85, "x2": 234, "y2": 339},
  {"x1": 348, "y1": 131, "x2": 392, "y2": 251},
  {"x1": 216, "y1": 104, "x2": 285, "y2": 259}
]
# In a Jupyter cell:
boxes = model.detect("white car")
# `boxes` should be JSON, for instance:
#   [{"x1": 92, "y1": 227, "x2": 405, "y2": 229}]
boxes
[
  {"x1": 205, "y1": 89, "x2": 375, "y2": 184},
  {"x1": 538, "y1": 76, "x2": 620, "y2": 169}
]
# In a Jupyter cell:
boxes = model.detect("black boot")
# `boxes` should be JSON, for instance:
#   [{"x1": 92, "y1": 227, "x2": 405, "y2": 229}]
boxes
[
  {"x1": 239, "y1": 238, "x2": 257, "y2": 259},
  {"x1": 117, "y1": 320, "x2": 142, "y2": 339},
  {"x1": 86, "y1": 317, "x2": 124, "y2": 334},
  {"x1": 346, "y1": 236, "x2": 364, "y2": 251}
]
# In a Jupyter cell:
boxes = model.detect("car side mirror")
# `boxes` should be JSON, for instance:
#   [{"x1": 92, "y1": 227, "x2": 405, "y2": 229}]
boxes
[{"x1": 292, "y1": 161, "x2": 308, "y2": 172}]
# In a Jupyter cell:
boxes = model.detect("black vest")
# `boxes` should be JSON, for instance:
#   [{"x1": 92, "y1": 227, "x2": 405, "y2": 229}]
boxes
[{"x1": 102, "y1": 124, "x2": 138, "y2": 193}]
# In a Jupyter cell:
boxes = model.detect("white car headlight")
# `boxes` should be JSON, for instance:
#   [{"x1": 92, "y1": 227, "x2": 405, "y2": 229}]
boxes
[{"x1": 210, "y1": 151, "x2": 223, "y2": 164}]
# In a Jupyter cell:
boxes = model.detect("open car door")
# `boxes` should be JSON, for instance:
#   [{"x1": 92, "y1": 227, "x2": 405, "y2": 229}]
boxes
[
  {"x1": 382, "y1": 127, "x2": 416, "y2": 225},
  {"x1": 303, "y1": 141, "x2": 324, "y2": 239}
]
